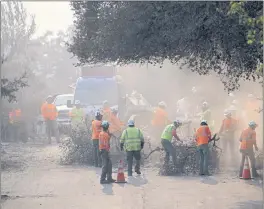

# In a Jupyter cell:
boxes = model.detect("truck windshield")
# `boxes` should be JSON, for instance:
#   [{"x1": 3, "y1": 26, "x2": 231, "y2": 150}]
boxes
[
  {"x1": 54, "y1": 95, "x2": 74, "y2": 106},
  {"x1": 74, "y1": 78, "x2": 118, "y2": 106}
]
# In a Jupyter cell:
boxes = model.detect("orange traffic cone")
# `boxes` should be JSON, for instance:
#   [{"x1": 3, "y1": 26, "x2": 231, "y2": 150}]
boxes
[
  {"x1": 116, "y1": 160, "x2": 127, "y2": 183},
  {"x1": 241, "y1": 157, "x2": 251, "y2": 180}
]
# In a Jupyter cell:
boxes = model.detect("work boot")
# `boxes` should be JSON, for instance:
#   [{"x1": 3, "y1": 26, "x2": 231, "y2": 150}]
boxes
[
  {"x1": 100, "y1": 179, "x2": 110, "y2": 184},
  {"x1": 204, "y1": 172, "x2": 212, "y2": 176},
  {"x1": 107, "y1": 178, "x2": 116, "y2": 183},
  {"x1": 135, "y1": 169, "x2": 141, "y2": 175}
]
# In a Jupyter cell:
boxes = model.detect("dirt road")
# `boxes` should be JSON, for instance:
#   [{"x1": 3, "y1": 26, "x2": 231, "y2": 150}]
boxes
[{"x1": 1, "y1": 143, "x2": 263, "y2": 209}]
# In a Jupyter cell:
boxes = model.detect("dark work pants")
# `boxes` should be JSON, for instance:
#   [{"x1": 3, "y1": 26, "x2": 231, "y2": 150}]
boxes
[
  {"x1": 239, "y1": 149, "x2": 257, "y2": 177},
  {"x1": 161, "y1": 139, "x2": 177, "y2": 166},
  {"x1": 92, "y1": 139, "x2": 102, "y2": 167},
  {"x1": 45, "y1": 120, "x2": 60, "y2": 143},
  {"x1": 198, "y1": 144, "x2": 209, "y2": 175},
  {"x1": 126, "y1": 151, "x2": 141, "y2": 176},
  {"x1": 11, "y1": 123, "x2": 21, "y2": 142},
  {"x1": 222, "y1": 133, "x2": 235, "y2": 163},
  {"x1": 100, "y1": 150, "x2": 113, "y2": 181}
]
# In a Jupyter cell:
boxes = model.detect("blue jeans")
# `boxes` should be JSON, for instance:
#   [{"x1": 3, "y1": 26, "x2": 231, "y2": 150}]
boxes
[{"x1": 198, "y1": 144, "x2": 209, "y2": 175}]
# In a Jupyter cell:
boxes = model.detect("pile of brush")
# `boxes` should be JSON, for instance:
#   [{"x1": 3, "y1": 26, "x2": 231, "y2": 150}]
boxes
[
  {"x1": 145, "y1": 134, "x2": 222, "y2": 176},
  {"x1": 59, "y1": 124, "x2": 94, "y2": 165}
]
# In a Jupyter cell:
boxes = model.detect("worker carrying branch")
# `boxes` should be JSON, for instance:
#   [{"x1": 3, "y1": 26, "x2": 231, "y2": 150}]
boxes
[
  {"x1": 195, "y1": 120, "x2": 212, "y2": 176},
  {"x1": 239, "y1": 121, "x2": 259, "y2": 178},
  {"x1": 120, "y1": 119, "x2": 144, "y2": 176},
  {"x1": 161, "y1": 120, "x2": 182, "y2": 167}
]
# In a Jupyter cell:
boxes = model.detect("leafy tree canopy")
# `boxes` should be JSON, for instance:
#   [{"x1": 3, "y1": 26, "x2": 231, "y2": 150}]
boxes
[{"x1": 68, "y1": 1, "x2": 263, "y2": 91}]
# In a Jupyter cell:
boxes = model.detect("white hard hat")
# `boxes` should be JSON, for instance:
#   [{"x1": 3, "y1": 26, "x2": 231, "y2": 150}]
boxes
[
  {"x1": 201, "y1": 120, "x2": 207, "y2": 124},
  {"x1": 224, "y1": 109, "x2": 231, "y2": 116},
  {"x1": 158, "y1": 101, "x2": 167, "y2": 107},
  {"x1": 228, "y1": 92, "x2": 235, "y2": 97},
  {"x1": 248, "y1": 121, "x2": 257, "y2": 127},
  {"x1": 127, "y1": 119, "x2": 135, "y2": 126},
  {"x1": 202, "y1": 101, "x2": 208, "y2": 107},
  {"x1": 75, "y1": 100, "x2": 81, "y2": 105}
]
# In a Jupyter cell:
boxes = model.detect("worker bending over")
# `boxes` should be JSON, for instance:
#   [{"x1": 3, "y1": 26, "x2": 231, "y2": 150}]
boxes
[
  {"x1": 41, "y1": 96, "x2": 60, "y2": 144},
  {"x1": 195, "y1": 120, "x2": 211, "y2": 176},
  {"x1": 161, "y1": 120, "x2": 182, "y2": 166},
  {"x1": 99, "y1": 121, "x2": 116, "y2": 184},
  {"x1": 239, "y1": 121, "x2": 259, "y2": 178},
  {"x1": 120, "y1": 119, "x2": 144, "y2": 176},
  {"x1": 91, "y1": 111, "x2": 103, "y2": 167}
]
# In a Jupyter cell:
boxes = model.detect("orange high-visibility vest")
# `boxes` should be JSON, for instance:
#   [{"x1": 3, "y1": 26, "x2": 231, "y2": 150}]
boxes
[
  {"x1": 99, "y1": 131, "x2": 110, "y2": 151},
  {"x1": 9, "y1": 109, "x2": 22, "y2": 123},
  {"x1": 41, "y1": 103, "x2": 58, "y2": 120},
  {"x1": 219, "y1": 117, "x2": 237, "y2": 133},
  {"x1": 151, "y1": 107, "x2": 169, "y2": 127},
  {"x1": 195, "y1": 126, "x2": 211, "y2": 146},
  {"x1": 239, "y1": 128, "x2": 256, "y2": 150},
  {"x1": 92, "y1": 120, "x2": 102, "y2": 139},
  {"x1": 109, "y1": 114, "x2": 123, "y2": 133}
]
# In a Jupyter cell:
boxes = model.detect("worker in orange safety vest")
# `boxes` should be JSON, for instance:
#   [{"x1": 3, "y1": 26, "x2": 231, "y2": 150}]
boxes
[
  {"x1": 218, "y1": 110, "x2": 238, "y2": 161},
  {"x1": 109, "y1": 108, "x2": 124, "y2": 134},
  {"x1": 102, "y1": 100, "x2": 112, "y2": 122},
  {"x1": 239, "y1": 121, "x2": 259, "y2": 178},
  {"x1": 9, "y1": 108, "x2": 22, "y2": 141},
  {"x1": 91, "y1": 111, "x2": 103, "y2": 167},
  {"x1": 152, "y1": 101, "x2": 170, "y2": 140},
  {"x1": 41, "y1": 96, "x2": 60, "y2": 144},
  {"x1": 195, "y1": 120, "x2": 212, "y2": 176},
  {"x1": 99, "y1": 120, "x2": 116, "y2": 184}
]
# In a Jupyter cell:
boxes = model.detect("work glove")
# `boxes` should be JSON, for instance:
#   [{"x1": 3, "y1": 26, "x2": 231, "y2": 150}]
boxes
[
  {"x1": 120, "y1": 143, "x2": 124, "y2": 151},
  {"x1": 141, "y1": 142, "x2": 144, "y2": 149}
]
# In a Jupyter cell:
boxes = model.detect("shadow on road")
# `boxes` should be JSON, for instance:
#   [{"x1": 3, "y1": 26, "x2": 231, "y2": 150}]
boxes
[
  {"x1": 245, "y1": 178, "x2": 263, "y2": 188},
  {"x1": 101, "y1": 184, "x2": 114, "y2": 195},
  {"x1": 127, "y1": 175, "x2": 148, "y2": 187},
  {"x1": 231, "y1": 200, "x2": 262, "y2": 209},
  {"x1": 200, "y1": 176, "x2": 218, "y2": 185}
]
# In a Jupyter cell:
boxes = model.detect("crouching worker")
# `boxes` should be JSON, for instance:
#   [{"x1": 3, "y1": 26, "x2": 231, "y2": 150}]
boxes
[
  {"x1": 120, "y1": 119, "x2": 144, "y2": 176},
  {"x1": 99, "y1": 121, "x2": 116, "y2": 184},
  {"x1": 195, "y1": 120, "x2": 211, "y2": 176},
  {"x1": 239, "y1": 121, "x2": 259, "y2": 178}
]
